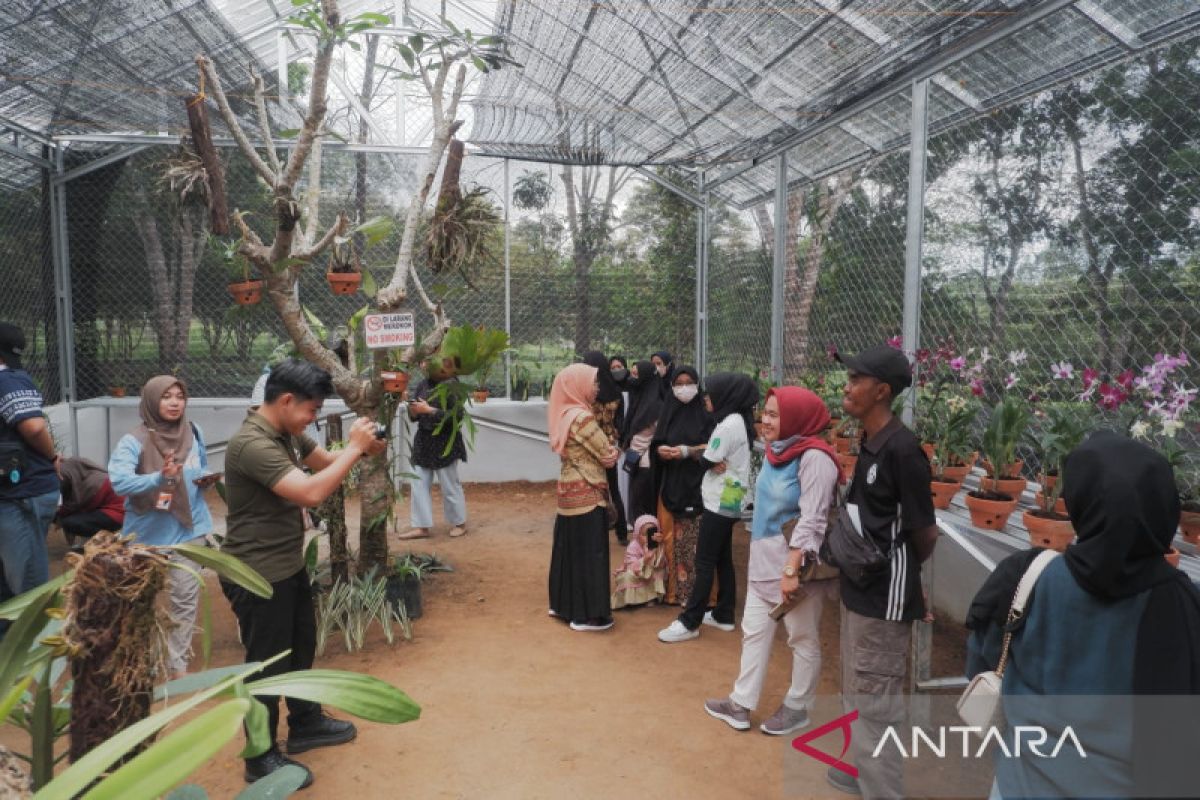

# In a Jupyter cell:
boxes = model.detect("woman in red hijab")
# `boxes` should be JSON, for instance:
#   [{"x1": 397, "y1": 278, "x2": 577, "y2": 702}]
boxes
[{"x1": 703, "y1": 387, "x2": 842, "y2": 736}]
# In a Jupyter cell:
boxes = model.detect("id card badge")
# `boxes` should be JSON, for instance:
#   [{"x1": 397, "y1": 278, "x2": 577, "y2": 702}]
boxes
[{"x1": 156, "y1": 491, "x2": 173, "y2": 511}]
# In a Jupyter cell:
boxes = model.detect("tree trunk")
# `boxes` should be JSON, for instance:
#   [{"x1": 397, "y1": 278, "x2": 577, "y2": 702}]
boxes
[
  {"x1": 135, "y1": 214, "x2": 177, "y2": 370},
  {"x1": 318, "y1": 414, "x2": 349, "y2": 584},
  {"x1": 1068, "y1": 129, "x2": 1114, "y2": 373},
  {"x1": 356, "y1": 450, "x2": 391, "y2": 574},
  {"x1": 787, "y1": 174, "x2": 857, "y2": 376},
  {"x1": 185, "y1": 94, "x2": 229, "y2": 235}
]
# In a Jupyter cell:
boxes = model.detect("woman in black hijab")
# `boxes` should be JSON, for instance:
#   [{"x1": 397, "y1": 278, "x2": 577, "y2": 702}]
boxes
[
  {"x1": 622, "y1": 360, "x2": 665, "y2": 523},
  {"x1": 651, "y1": 365, "x2": 714, "y2": 604},
  {"x1": 966, "y1": 431, "x2": 1200, "y2": 798},
  {"x1": 650, "y1": 350, "x2": 675, "y2": 399},
  {"x1": 582, "y1": 351, "x2": 628, "y2": 542}
]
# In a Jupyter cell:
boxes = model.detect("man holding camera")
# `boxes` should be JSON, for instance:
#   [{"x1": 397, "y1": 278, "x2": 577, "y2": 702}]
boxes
[{"x1": 221, "y1": 359, "x2": 386, "y2": 787}]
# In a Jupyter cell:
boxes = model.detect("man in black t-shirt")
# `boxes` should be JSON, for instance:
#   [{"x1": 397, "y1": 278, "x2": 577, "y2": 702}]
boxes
[{"x1": 828, "y1": 345, "x2": 938, "y2": 798}]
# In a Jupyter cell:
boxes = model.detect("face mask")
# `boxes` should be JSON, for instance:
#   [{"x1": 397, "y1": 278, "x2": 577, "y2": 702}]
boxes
[
  {"x1": 656, "y1": 364, "x2": 668, "y2": 377},
  {"x1": 673, "y1": 384, "x2": 698, "y2": 403},
  {"x1": 611, "y1": 368, "x2": 628, "y2": 382}
]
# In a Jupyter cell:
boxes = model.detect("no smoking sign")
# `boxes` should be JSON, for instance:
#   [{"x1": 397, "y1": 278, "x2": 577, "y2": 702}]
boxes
[{"x1": 363, "y1": 312, "x2": 415, "y2": 349}]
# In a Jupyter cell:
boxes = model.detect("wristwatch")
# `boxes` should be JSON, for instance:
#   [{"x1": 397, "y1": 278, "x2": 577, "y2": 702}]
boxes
[{"x1": 782, "y1": 564, "x2": 798, "y2": 578}]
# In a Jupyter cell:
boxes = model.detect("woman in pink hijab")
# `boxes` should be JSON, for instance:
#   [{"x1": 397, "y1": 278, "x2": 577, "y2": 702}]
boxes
[{"x1": 547, "y1": 363, "x2": 620, "y2": 631}]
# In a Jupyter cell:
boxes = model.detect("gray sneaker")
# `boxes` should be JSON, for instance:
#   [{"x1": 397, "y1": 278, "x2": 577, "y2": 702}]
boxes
[
  {"x1": 760, "y1": 704, "x2": 810, "y2": 735},
  {"x1": 704, "y1": 698, "x2": 750, "y2": 731},
  {"x1": 826, "y1": 766, "x2": 862, "y2": 795}
]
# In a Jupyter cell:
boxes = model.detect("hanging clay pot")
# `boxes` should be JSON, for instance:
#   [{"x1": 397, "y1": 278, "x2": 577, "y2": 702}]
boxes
[
  {"x1": 1179, "y1": 509, "x2": 1200, "y2": 546},
  {"x1": 1023, "y1": 510, "x2": 1075, "y2": 552},
  {"x1": 965, "y1": 491, "x2": 1019, "y2": 531},
  {"x1": 327, "y1": 271, "x2": 362, "y2": 296},
  {"x1": 380, "y1": 371, "x2": 409, "y2": 395},
  {"x1": 930, "y1": 480, "x2": 960, "y2": 510},
  {"x1": 228, "y1": 280, "x2": 264, "y2": 305}
]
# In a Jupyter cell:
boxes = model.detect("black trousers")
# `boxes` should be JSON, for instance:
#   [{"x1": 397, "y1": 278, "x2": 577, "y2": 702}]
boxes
[
  {"x1": 678, "y1": 510, "x2": 737, "y2": 629},
  {"x1": 222, "y1": 568, "x2": 320, "y2": 746},
  {"x1": 59, "y1": 510, "x2": 119, "y2": 540},
  {"x1": 627, "y1": 464, "x2": 656, "y2": 528},
  {"x1": 605, "y1": 465, "x2": 629, "y2": 539}
]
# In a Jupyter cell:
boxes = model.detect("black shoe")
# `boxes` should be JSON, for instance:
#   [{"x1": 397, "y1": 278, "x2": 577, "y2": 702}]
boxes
[
  {"x1": 244, "y1": 748, "x2": 313, "y2": 788},
  {"x1": 826, "y1": 766, "x2": 861, "y2": 796},
  {"x1": 286, "y1": 714, "x2": 357, "y2": 754}
]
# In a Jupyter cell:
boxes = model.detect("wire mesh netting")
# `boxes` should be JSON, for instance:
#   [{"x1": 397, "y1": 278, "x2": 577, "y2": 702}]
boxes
[{"x1": 0, "y1": 156, "x2": 61, "y2": 403}]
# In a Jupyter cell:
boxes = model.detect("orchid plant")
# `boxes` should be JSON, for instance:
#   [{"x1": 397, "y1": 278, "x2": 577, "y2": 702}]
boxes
[{"x1": 1024, "y1": 404, "x2": 1091, "y2": 515}]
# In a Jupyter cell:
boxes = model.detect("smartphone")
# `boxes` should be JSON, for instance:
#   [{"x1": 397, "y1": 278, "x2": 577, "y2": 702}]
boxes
[
  {"x1": 768, "y1": 594, "x2": 802, "y2": 621},
  {"x1": 193, "y1": 472, "x2": 223, "y2": 486}
]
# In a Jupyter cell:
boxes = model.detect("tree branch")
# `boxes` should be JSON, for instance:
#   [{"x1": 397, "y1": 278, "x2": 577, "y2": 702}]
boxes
[
  {"x1": 250, "y1": 66, "x2": 282, "y2": 175},
  {"x1": 232, "y1": 210, "x2": 270, "y2": 263},
  {"x1": 295, "y1": 213, "x2": 349, "y2": 261},
  {"x1": 197, "y1": 55, "x2": 278, "y2": 187},
  {"x1": 280, "y1": 11, "x2": 339, "y2": 190}
]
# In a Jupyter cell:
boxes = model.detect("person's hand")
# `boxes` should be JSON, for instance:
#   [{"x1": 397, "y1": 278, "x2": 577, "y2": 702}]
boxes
[
  {"x1": 601, "y1": 446, "x2": 619, "y2": 469},
  {"x1": 53, "y1": 454, "x2": 63, "y2": 479},
  {"x1": 365, "y1": 435, "x2": 388, "y2": 457},
  {"x1": 657, "y1": 445, "x2": 677, "y2": 460},
  {"x1": 347, "y1": 417, "x2": 378, "y2": 453},
  {"x1": 651, "y1": 530, "x2": 664, "y2": 543},
  {"x1": 922, "y1": 589, "x2": 935, "y2": 624},
  {"x1": 161, "y1": 454, "x2": 182, "y2": 482},
  {"x1": 781, "y1": 574, "x2": 801, "y2": 602},
  {"x1": 710, "y1": 460, "x2": 727, "y2": 475},
  {"x1": 410, "y1": 400, "x2": 434, "y2": 416}
]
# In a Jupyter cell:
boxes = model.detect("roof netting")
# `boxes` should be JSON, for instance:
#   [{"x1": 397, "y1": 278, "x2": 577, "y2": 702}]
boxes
[{"x1": 470, "y1": 0, "x2": 1200, "y2": 205}]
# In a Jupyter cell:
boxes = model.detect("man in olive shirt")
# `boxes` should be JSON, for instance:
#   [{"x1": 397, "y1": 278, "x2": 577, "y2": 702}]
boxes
[{"x1": 222, "y1": 359, "x2": 386, "y2": 788}]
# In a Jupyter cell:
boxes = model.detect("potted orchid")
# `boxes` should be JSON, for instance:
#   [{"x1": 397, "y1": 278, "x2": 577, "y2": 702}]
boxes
[
  {"x1": 928, "y1": 393, "x2": 979, "y2": 509},
  {"x1": 1022, "y1": 404, "x2": 1090, "y2": 551},
  {"x1": 965, "y1": 395, "x2": 1029, "y2": 531}
]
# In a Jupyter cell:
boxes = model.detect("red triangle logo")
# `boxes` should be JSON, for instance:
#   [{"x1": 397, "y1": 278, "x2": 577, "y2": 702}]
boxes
[{"x1": 792, "y1": 709, "x2": 859, "y2": 778}]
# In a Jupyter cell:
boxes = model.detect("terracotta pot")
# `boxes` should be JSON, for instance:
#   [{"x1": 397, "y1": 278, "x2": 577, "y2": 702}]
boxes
[
  {"x1": 930, "y1": 480, "x2": 960, "y2": 510},
  {"x1": 108, "y1": 386, "x2": 126, "y2": 398},
  {"x1": 472, "y1": 389, "x2": 489, "y2": 403},
  {"x1": 835, "y1": 435, "x2": 852, "y2": 455},
  {"x1": 327, "y1": 271, "x2": 362, "y2": 295},
  {"x1": 1023, "y1": 510, "x2": 1075, "y2": 552},
  {"x1": 228, "y1": 280, "x2": 264, "y2": 305},
  {"x1": 941, "y1": 464, "x2": 972, "y2": 484},
  {"x1": 837, "y1": 453, "x2": 857, "y2": 482},
  {"x1": 380, "y1": 371, "x2": 409, "y2": 394},
  {"x1": 964, "y1": 491, "x2": 1019, "y2": 531},
  {"x1": 981, "y1": 475, "x2": 1026, "y2": 497},
  {"x1": 921, "y1": 443, "x2": 936, "y2": 461},
  {"x1": 1040, "y1": 473, "x2": 1058, "y2": 492},
  {"x1": 982, "y1": 459, "x2": 1024, "y2": 479},
  {"x1": 1179, "y1": 509, "x2": 1200, "y2": 546},
  {"x1": 1165, "y1": 547, "x2": 1181, "y2": 569},
  {"x1": 1034, "y1": 491, "x2": 1068, "y2": 516}
]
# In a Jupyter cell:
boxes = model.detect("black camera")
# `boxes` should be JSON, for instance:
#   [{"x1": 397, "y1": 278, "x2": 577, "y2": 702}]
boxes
[{"x1": 374, "y1": 423, "x2": 388, "y2": 440}]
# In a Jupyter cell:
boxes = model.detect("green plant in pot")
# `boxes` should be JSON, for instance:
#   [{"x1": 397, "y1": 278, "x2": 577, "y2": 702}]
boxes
[
  {"x1": 1157, "y1": 438, "x2": 1200, "y2": 545},
  {"x1": 385, "y1": 552, "x2": 453, "y2": 620},
  {"x1": 427, "y1": 325, "x2": 511, "y2": 454},
  {"x1": 927, "y1": 393, "x2": 978, "y2": 508},
  {"x1": 511, "y1": 360, "x2": 533, "y2": 401},
  {"x1": 965, "y1": 396, "x2": 1029, "y2": 531},
  {"x1": 1022, "y1": 404, "x2": 1089, "y2": 551}
]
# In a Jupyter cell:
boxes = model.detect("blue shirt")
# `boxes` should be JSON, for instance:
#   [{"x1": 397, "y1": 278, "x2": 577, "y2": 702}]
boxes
[
  {"x1": 751, "y1": 458, "x2": 802, "y2": 542},
  {"x1": 108, "y1": 425, "x2": 213, "y2": 546},
  {"x1": 0, "y1": 367, "x2": 59, "y2": 500}
]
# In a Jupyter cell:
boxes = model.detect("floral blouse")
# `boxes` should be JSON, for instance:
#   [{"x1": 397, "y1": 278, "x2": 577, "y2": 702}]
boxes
[{"x1": 556, "y1": 413, "x2": 612, "y2": 516}]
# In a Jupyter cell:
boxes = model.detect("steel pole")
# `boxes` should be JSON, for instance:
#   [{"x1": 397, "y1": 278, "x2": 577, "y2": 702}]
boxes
[{"x1": 770, "y1": 153, "x2": 787, "y2": 385}]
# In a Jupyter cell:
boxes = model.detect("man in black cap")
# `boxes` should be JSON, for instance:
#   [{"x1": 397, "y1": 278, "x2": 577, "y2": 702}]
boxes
[
  {"x1": 827, "y1": 343, "x2": 937, "y2": 798},
  {"x1": 0, "y1": 324, "x2": 61, "y2": 632}
]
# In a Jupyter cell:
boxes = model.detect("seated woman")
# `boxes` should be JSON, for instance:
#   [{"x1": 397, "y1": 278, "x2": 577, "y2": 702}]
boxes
[
  {"x1": 612, "y1": 514, "x2": 666, "y2": 610},
  {"x1": 966, "y1": 432, "x2": 1200, "y2": 799},
  {"x1": 55, "y1": 457, "x2": 124, "y2": 549}
]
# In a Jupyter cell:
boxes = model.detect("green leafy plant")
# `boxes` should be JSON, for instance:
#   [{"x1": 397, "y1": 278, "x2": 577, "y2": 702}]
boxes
[
  {"x1": 1025, "y1": 404, "x2": 1091, "y2": 513},
  {"x1": 980, "y1": 395, "x2": 1031, "y2": 483},
  {"x1": 314, "y1": 567, "x2": 410, "y2": 656},
  {"x1": 929, "y1": 394, "x2": 979, "y2": 479},
  {"x1": 426, "y1": 326, "x2": 511, "y2": 454},
  {"x1": 0, "y1": 543, "x2": 418, "y2": 797},
  {"x1": 286, "y1": 0, "x2": 390, "y2": 50}
]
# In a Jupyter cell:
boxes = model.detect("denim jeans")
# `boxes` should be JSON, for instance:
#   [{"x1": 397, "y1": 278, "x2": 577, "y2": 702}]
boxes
[{"x1": 0, "y1": 489, "x2": 59, "y2": 609}]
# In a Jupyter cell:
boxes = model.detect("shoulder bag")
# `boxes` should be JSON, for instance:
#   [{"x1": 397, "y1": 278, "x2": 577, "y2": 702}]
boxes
[{"x1": 956, "y1": 549, "x2": 1060, "y2": 730}]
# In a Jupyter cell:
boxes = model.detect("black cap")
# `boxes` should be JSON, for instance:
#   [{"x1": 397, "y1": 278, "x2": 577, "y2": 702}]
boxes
[
  {"x1": 836, "y1": 344, "x2": 912, "y2": 397},
  {"x1": 0, "y1": 324, "x2": 25, "y2": 371}
]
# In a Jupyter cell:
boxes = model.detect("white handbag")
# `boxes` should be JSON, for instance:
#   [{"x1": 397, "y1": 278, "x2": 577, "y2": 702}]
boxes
[{"x1": 957, "y1": 549, "x2": 1059, "y2": 730}]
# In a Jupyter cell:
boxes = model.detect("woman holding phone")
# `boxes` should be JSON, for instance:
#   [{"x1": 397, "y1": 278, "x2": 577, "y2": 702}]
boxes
[
  {"x1": 702, "y1": 386, "x2": 841, "y2": 736},
  {"x1": 109, "y1": 376, "x2": 216, "y2": 679}
]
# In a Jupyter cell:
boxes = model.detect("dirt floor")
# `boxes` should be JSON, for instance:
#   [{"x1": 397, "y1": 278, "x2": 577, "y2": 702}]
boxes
[{"x1": 35, "y1": 482, "x2": 973, "y2": 799}]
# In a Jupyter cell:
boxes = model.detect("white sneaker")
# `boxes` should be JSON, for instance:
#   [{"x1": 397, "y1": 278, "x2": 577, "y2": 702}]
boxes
[
  {"x1": 569, "y1": 619, "x2": 614, "y2": 632},
  {"x1": 702, "y1": 611, "x2": 735, "y2": 632},
  {"x1": 657, "y1": 620, "x2": 699, "y2": 643}
]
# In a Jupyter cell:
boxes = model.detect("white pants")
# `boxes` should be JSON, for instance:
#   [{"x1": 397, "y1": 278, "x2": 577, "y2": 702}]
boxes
[
  {"x1": 729, "y1": 586, "x2": 824, "y2": 712},
  {"x1": 165, "y1": 541, "x2": 205, "y2": 675},
  {"x1": 409, "y1": 463, "x2": 467, "y2": 529}
]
